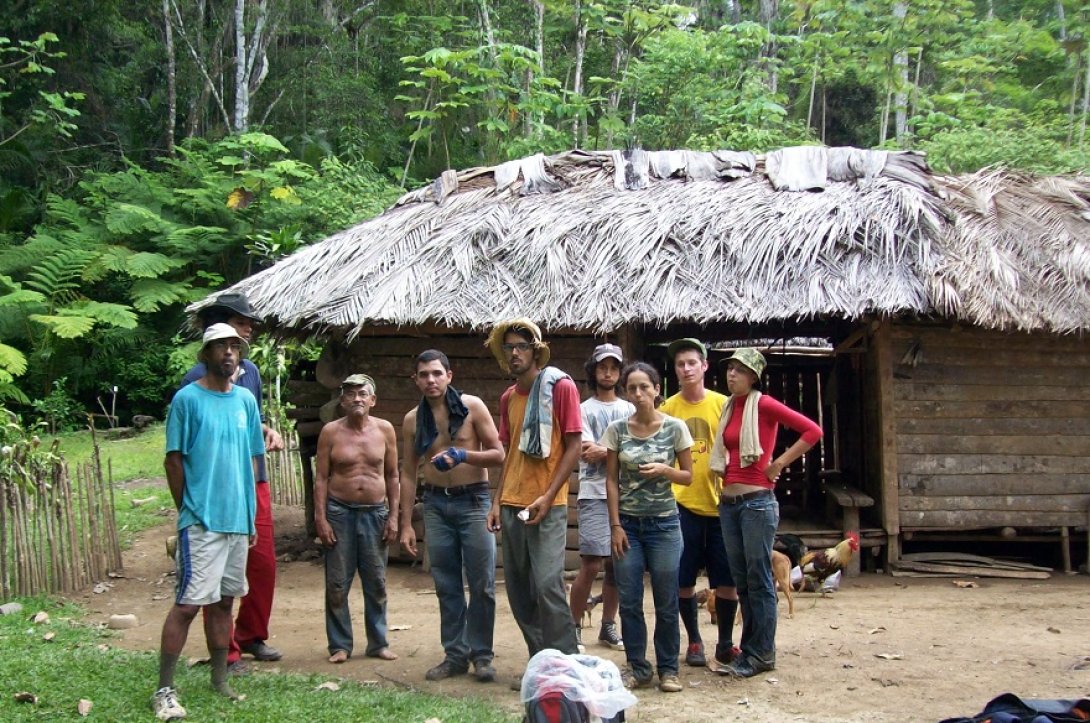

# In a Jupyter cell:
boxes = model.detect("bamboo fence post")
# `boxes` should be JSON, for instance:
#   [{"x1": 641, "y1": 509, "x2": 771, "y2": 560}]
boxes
[
  {"x1": 13, "y1": 481, "x2": 29, "y2": 596},
  {"x1": 33, "y1": 466, "x2": 47, "y2": 592},
  {"x1": 1, "y1": 477, "x2": 9, "y2": 598},
  {"x1": 61, "y1": 464, "x2": 83, "y2": 590},
  {"x1": 84, "y1": 461, "x2": 103, "y2": 581},
  {"x1": 105, "y1": 457, "x2": 121, "y2": 572},
  {"x1": 75, "y1": 463, "x2": 93, "y2": 585},
  {"x1": 38, "y1": 476, "x2": 58, "y2": 593}
]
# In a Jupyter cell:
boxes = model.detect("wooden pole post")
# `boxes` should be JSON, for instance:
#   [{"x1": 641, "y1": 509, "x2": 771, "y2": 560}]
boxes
[{"x1": 872, "y1": 319, "x2": 901, "y2": 568}]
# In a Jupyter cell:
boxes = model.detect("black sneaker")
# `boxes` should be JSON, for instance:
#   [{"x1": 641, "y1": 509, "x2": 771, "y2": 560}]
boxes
[
  {"x1": 719, "y1": 656, "x2": 775, "y2": 678},
  {"x1": 598, "y1": 621, "x2": 624, "y2": 651},
  {"x1": 473, "y1": 659, "x2": 496, "y2": 683},
  {"x1": 241, "y1": 641, "x2": 282, "y2": 661},
  {"x1": 684, "y1": 641, "x2": 706, "y2": 667},
  {"x1": 425, "y1": 660, "x2": 468, "y2": 681},
  {"x1": 575, "y1": 627, "x2": 586, "y2": 653}
]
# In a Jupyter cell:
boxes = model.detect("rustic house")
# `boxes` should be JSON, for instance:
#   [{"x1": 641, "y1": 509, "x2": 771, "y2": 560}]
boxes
[{"x1": 198, "y1": 147, "x2": 1090, "y2": 572}]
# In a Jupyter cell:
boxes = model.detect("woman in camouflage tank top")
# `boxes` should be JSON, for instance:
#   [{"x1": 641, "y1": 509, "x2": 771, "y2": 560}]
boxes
[{"x1": 603, "y1": 362, "x2": 694, "y2": 693}]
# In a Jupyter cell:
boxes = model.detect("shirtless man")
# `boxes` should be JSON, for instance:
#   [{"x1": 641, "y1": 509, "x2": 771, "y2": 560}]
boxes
[
  {"x1": 314, "y1": 373, "x2": 399, "y2": 664},
  {"x1": 399, "y1": 350, "x2": 505, "y2": 683}
]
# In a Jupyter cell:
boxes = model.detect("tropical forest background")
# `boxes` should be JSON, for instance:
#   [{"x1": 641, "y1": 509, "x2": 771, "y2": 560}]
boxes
[{"x1": 2, "y1": 0, "x2": 1089, "y2": 432}]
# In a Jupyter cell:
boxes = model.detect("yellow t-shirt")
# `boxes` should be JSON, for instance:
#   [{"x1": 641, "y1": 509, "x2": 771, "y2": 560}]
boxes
[{"x1": 661, "y1": 390, "x2": 728, "y2": 517}]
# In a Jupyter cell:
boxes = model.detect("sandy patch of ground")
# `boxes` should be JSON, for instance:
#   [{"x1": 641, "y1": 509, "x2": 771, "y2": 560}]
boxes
[{"x1": 75, "y1": 503, "x2": 1090, "y2": 721}]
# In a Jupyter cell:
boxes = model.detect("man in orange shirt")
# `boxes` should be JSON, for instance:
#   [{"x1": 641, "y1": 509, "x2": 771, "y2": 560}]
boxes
[{"x1": 485, "y1": 319, "x2": 582, "y2": 686}]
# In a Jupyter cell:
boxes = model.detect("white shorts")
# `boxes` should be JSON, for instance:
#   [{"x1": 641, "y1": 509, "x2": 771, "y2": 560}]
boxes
[{"x1": 174, "y1": 525, "x2": 249, "y2": 606}]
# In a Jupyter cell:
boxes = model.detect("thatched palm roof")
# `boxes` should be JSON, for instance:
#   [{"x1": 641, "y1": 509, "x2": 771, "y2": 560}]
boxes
[{"x1": 205, "y1": 147, "x2": 1090, "y2": 336}]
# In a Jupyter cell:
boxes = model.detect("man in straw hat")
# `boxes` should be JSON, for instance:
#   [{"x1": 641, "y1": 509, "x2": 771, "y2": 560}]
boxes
[
  {"x1": 484, "y1": 318, "x2": 582, "y2": 687},
  {"x1": 153, "y1": 323, "x2": 265, "y2": 720},
  {"x1": 661, "y1": 338, "x2": 740, "y2": 670},
  {"x1": 179, "y1": 291, "x2": 285, "y2": 672},
  {"x1": 314, "y1": 373, "x2": 400, "y2": 664}
]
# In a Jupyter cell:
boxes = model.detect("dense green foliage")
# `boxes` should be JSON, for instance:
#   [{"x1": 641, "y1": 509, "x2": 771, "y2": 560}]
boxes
[
  {"x1": 0, "y1": 597, "x2": 516, "y2": 722},
  {"x1": 1, "y1": 0, "x2": 1089, "y2": 420}
]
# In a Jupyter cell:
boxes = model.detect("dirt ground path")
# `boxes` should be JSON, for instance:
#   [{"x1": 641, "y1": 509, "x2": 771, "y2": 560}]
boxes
[{"x1": 75, "y1": 503, "x2": 1090, "y2": 722}]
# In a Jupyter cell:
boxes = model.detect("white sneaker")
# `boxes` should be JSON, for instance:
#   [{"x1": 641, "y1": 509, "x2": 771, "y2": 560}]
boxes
[
  {"x1": 575, "y1": 627, "x2": 586, "y2": 654},
  {"x1": 151, "y1": 686, "x2": 187, "y2": 721}
]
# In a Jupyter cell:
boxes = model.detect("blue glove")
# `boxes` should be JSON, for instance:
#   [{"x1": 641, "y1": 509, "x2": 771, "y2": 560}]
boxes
[{"x1": 433, "y1": 446, "x2": 467, "y2": 471}]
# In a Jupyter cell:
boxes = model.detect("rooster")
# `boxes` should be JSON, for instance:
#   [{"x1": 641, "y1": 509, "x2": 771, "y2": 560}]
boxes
[{"x1": 798, "y1": 531, "x2": 859, "y2": 596}]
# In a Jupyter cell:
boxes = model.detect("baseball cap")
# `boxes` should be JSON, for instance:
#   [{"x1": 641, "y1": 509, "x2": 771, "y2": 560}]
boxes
[
  {"x1": 667, "y1": 338, "x2": 707, "y2": 359},
  {"x1": 726, "y1": 348, "x2": 767, "y2": 377},
  {"x1": 199, "y1": 291, "x2": 262, "y2": 323},
  {"x1": 592, "y1": 343, "x2": 623, "y2": 364},
  {"x1": 341, "y1": 373, "x2": 376, "y2": 392}
]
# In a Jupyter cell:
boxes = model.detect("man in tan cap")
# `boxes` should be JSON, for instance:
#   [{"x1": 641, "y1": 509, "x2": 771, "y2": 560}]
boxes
[
  {"x1": 153, "y1": 323, "x2": 265, "y2": 720},
  {"x1": 484, "y1": 319, "x2": 582, "y2": 687},
  {"x1": 314, "y1": 373, "x2": 399, "y2": 664}
]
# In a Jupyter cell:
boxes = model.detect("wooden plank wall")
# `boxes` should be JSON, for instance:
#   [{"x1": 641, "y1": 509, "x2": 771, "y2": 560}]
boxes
[{"x1": 891, "y1": 323, "x2": 1090, "y2": 529}]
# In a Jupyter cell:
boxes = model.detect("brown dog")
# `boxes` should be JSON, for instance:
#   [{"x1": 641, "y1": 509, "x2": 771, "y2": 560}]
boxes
[
  {"x1": 772, "y1": 549, "x2": 795, "y2": 618},
  {"x1": 716, "y1": 550, "x2": 796, "y2": 625}
]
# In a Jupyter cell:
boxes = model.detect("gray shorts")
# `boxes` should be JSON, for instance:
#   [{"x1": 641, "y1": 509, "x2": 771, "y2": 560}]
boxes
[
  {"x1": 577, "y1": 498, "x2": 611, "y2": 557},
  {"x1": 174, "y1": 524, "x2": 249, "y2": 606}
]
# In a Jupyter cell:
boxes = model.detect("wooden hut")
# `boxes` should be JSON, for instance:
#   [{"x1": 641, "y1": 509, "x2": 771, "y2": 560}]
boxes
[{"x1": 198, "y1": 147, "x2": 1090, "y2": 571}]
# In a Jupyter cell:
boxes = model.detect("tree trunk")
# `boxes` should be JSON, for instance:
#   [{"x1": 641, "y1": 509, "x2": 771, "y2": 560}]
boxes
[
  {"x1": 606, "y1": 40, "x2": 625, "y2": 148},
  {"x1": 893, "y1": 3, "x2": 908, "y2": 145},
  {"x1": 1080, "y1": 45, "x2": 1090, "y2": 146},
  {"x1": 234, "y1": 0, "x2": 248, "y2": 132},
  {"x1": 527, "y1": 0, "x2": 545, "y2": 135},
  {"x1": 725, "y1": 0, "x2": 741, "y2": 24},
  {"x1": 1067, "y1": 55, "x2": 1081, "y2": 145},
  {"x1": 807, "y1": 53, "x2": 819, "y2": 131},
  {"x1": 758, "y1": 0, "x2": 780, "y2": 92},
  {"x1": 572, "y1": 0, "x2": 587, "y2": 145},
  {"x1": 163, "y1": 0, "x2": 176, "y2": 155}
]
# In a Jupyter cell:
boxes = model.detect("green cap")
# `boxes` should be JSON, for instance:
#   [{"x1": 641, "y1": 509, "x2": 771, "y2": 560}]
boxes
[
  {"x1": 667, "y1": 338, "x2": 707, "y2": 359},
  {"x1": 341, "y1": 373, "x2": 376, "y2": 392},
  {"x1": 726, "y1": 348, "x2": 766, "y2": 377}
]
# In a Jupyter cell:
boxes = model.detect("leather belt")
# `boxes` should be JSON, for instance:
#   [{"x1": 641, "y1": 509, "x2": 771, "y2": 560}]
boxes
[
  {"x1": 720, "y1": 489, "x2": 773, "y2": 505},
  {"x1": 421, "y1": 482, "x2": 490, "y2": 497}
]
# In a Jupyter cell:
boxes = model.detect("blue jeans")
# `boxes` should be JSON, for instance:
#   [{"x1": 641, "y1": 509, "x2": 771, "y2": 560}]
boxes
[
  {"x1": 719, "y1": 492, "x2": 779, "y2": 668},
  {"x1": 423, "y1": 485, "x2": 496, "y2": 667},
  {"x1": 613, "y1": 513, "x2": 682, "y2": 680},
  {"x1": 500, "y1": 505, "x2": 579, "y2": 657},
  {"x1": 323, "y1": 498, "x2": 390, "y2": 657}
]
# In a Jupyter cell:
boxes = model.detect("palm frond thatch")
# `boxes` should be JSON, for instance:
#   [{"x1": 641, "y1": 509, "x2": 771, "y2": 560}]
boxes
[{"x1": 201, "y1": 148, "x2": 1090, "y2": 336}]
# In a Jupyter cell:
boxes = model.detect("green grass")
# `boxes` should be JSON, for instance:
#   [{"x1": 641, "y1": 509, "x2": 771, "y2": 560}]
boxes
[
  {"x1": 0, "y1": 597, "x2": 517, "y2": 722},
  {"x1": 51, "y1": 423, "x2": 166, "y2": 485},
  {"x1": 45, "y1": 425, "x2": 172, "y2": 548}
]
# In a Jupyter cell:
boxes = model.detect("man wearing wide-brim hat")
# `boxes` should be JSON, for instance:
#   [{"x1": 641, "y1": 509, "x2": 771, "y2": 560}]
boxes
[
  {"x1": 154, "y1": 323, "x2": 266, "y2": 720},
  {"x1": 484, "y1": 318, "x2": 582, "y2": 688},
  {"x1": 179, "y1": 291, "x2": 285, "y2": 671}
]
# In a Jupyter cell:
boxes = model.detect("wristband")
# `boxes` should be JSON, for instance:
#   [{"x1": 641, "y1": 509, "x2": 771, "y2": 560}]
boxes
[{"x1": 433, "y1": 446, "x2": 467, "y2": 471}]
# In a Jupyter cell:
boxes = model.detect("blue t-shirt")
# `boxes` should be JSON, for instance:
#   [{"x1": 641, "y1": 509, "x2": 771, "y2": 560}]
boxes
[
  {"x1": 180, "y1": 359, "x2": 267, "y2": 482},
  {"x1": 166, "y1": 382, "x2": 265, "y2": 534}
]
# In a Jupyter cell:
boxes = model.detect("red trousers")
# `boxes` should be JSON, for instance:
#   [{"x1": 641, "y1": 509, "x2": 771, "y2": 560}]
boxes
[{"x1": 202, "y1": 481, "x2": 277, "y2": 663}]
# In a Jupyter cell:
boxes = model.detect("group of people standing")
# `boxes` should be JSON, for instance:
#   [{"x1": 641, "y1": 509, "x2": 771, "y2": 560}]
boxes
[{"x1": 149, "y1": 303, "x2": 822, "y2": 721}]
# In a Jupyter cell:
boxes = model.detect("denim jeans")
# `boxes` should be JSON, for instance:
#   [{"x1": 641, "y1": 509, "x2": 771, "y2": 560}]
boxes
[
  {"x1": 719, "y1": 492, "x2": 779, "y2": 668},
  {"x1": 500, "y1": 505, "x2": 579, "y2": 657},
  {"x1": 612, "y1": 513, "x2": 682, "y2": 680},
  {"x1": 323, "y1": 497, "x2": 390, "y2": 657},
  {"x1": 423, "y1": 485, "x2": 496, "y2": 667}
]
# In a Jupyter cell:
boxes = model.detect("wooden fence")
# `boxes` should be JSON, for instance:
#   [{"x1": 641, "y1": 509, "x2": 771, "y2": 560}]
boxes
[
  {"x1": 0, "y1": 441, "x2": 122, "y2": 597},
  {"x1": 266, "y1": 426, "x2": 306, "y2": 508}
]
